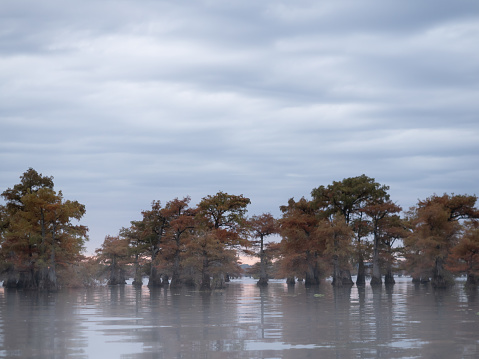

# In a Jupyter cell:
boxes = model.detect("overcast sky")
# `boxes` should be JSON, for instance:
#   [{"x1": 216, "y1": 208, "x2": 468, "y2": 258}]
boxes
[{"x1": 1, "y1": 0, "x2": 478, "y2": 254}]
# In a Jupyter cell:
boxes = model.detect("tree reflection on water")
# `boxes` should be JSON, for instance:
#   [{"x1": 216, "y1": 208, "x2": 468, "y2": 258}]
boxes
[{"x1": 0, "y1": 277, "x2": 478, "y2": 358}]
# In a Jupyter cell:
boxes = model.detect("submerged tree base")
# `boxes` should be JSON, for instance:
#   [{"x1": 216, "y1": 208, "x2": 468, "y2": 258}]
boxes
[
  {"x1": 465, "y1": 274, "x2": 478, "y2": 287},
  {"x1": 132, "y1": 280, "x2": 143, "y2": 287},
  {"x1": 384, "y1": 273, "x2": 395, "y2": 285},
  {"x1": 108, "y1": 279, "x2": 126, "y2": 285},
  {"x1": 332, "y1": 270, "x2": 354, "y2": 287},
  {"x1": 286, "y1": 277, "x2": 296, "y2": 286},
  {"x1": 257, "y1": 277, "x2": 268, "y2": 287},
  {"x1": 431, "y1": 264, "x2": 455, "y2": 288},
  {"x1": 356, "y1": 274, "x2": 366, "y2": 286}
]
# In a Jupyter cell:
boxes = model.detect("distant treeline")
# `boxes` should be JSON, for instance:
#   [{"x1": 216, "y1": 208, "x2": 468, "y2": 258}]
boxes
[{"x1": 1, "y1": 169, "x2": 478, "y2": 291}]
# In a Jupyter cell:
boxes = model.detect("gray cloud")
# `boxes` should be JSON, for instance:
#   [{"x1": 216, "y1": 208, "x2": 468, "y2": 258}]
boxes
[{"x1": 1, "y1": 0, "x2": 478, "y2": 253}]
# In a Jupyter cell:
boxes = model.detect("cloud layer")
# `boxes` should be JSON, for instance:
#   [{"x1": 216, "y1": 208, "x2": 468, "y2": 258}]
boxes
[{"x1": 1, "y1": 0, "x2": 479, "y2": 253}]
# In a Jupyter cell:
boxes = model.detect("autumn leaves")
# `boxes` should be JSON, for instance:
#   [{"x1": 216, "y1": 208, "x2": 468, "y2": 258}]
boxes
[
  {"x1": 0, "y1": 169, "x2": 88, "y2": 290},
  {"x1": 2, "y1": 169, "x2": 478, "y2": 290}
]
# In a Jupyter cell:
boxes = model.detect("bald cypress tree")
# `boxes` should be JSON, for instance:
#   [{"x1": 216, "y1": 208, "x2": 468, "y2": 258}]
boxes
[
  {"x1": 311, "y1": 175, "x2": 390, "y2": 286},
  {"x1": 1, "y1": 169, "x2": 88, "y2": 290}
]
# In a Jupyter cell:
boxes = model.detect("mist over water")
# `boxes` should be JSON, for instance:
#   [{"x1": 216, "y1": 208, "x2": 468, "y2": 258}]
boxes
[{"x1": 0, "y1": 277, "x2": 478, "y2": 358}]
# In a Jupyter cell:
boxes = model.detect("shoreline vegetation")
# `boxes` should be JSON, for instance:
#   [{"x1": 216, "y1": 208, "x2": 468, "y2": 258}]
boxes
[{"x1": 1, "y1": 168, "x2": 478, "y2": 291}]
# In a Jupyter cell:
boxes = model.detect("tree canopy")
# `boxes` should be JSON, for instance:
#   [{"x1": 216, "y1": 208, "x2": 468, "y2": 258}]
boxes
[
  {"x1": 2, "y1": 169, "x2": 479, "y2": 291},
  {"x1": 0, "y1": 168, "x2": 88, "y2": 290}
]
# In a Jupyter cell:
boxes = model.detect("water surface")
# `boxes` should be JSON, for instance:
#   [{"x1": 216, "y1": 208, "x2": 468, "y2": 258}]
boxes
[{"x1": 0, "y1": 277, "x2": 478, "y2": 358}]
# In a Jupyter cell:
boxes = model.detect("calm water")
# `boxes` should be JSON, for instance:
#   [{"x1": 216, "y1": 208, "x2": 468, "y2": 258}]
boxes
[{"x1": 0, "y1": 277, "x2": 478, "y2": 358}]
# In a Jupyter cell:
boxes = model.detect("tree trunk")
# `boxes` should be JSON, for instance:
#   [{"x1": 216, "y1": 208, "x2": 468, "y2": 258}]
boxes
[
  {"x1": 170, "y1": 252, "x2": 182, "y2": 288},
  {"x1": 46, "y1": 230, "x2": 58, "y2": 291},
  {"x1": 466, "y1": 273, "x2": 478, "y2": 287},
  {"x1": 257, "y1": 277, "x2": 268, "y2": 286},
  {"x1": 120, "y1": 268, "x2": 127, "y2": 285},
  {"x1": 200, "y1": 272, "x2": 211, "y2": 290},
  {"x1": 304, "y1": 253, "x2": 320, "y2": 286},
  {"x1": 356, "y1": 252, "x2": 366, "y2": 286},
  {"x1": 331, "y1": 234, "x2": 353, "y2": 287},
  {"x1": 3, "y1": 266, "x2": 18, "y2": 288},
  {"x1": 148, "y1": 266, "x2": 163, "y2": 287},
  {"x1": 46, "y1": 265, "x2": 57, "y2": 290},
  {"x1": 354, "y1": 217, "x2": 366, "y2": 286},
  {"x1": 257, "y1": 238, "x2": 268, "y2": 287},
  {"x1": 370, "y1": 275, "x2": 382, "y2": 286},
  {"x1": 4, "y1": 276, "x2": 18, "y2": 288},
  {"x1": 132, "y1": 254, "x2": 142, "y2": 287},
  {"x1": 148, "y1": 250, "x2": 163, "y2": 287},
  {"x1": 431, "y1": 257, "x2": 453, "y2": 288},
  {"x1": 370, "y1": 234, "x2": 382, "y2": 286},
  {"x1": 212, "y1": 273, "x2": 226, "y2": 289},
  {"x1": 182, "y1": 266, "x2": 197, "y2": 288},
  {"x1": 340, "y1": 269, "x2": 353, "y2": 286},
  {"x1": 108, "y1": 256, "x2": 117, "y2": 285},
  {"x1": 412, "y1": 273, "x2": 430, "y2": 284},
  {"x1": 331, "y1": 255, "x2": 343, "y2": 287},
  {"x1": 170, "y1": 236, "x2": 183, "y2": 288},
  {"x1": 355, "y1": 235, "x2": 366, "y2": 286},
  {"x1": 37, "y1": 209, "x2": 56, "y2": 290},
  {"x1": 384, "y1": 246, "x2": 395, "y2": 285},
  {"x1": 305, "y1": 266, "x2": 320, "y2": 286},
  {"x1": 305, "y1": 271, "x2": 315, "y2": 286},
  {"x1": 384, "y1": 268, "x2": 395, "y2": 285},
  {"x1": 17, "y1": 269, "x2": 36, "y2": 289},
  {"x1": 200, "y1": 259, "x2": 211, "y2": 291},
  {"x1": 108, "y1": 256, "x2": 126, "y2": 285},
  {"x1": 286, "y1": 277, "x2": 296, "y2": 285}
]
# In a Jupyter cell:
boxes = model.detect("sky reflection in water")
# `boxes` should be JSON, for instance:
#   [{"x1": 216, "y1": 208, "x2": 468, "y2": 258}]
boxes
[{"x1": 0, "y1": 277, "x2": 478, "y2": 358}]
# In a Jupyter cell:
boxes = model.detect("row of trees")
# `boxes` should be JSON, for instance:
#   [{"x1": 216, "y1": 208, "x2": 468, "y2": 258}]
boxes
[
  {"x1": 1, "y1": 169, "x2": 478, "y2": 290},
  {"x1": 277, "y1": 175, "x2": 479, "y2": 289},
  {"x1": 96, "y1": 193, "x2": 253, "y2": 290}
]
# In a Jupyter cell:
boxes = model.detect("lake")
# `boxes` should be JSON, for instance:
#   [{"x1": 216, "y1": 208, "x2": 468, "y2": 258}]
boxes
[{"x1": 0, "y1": 277, "x2": 478, "y2": 358}]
